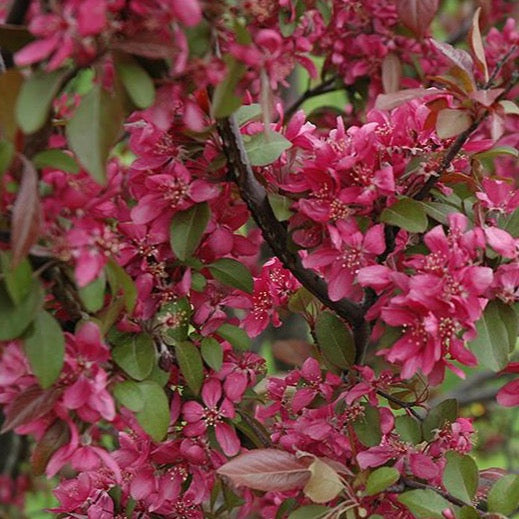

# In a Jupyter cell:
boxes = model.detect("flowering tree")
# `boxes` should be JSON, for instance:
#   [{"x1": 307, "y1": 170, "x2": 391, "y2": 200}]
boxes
[{"x1": 0, "y1": 0, "x2": 518, "y2": 517}]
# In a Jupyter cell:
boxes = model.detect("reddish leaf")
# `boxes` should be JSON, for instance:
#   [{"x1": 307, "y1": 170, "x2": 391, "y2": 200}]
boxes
[
  {"x1": 10, "y1": 155, "x2": 42, "y2": 266},
  {"x1": 470, "y1": 88, "x2": 504, "y2": 108},
  {"x1": 430, "y1": 40, "x2": 475, "y2": 84},
  {"x1": 1, "y1": 385, "x2": 61, "y2": 433},
  {"x1": 381, "y1": 53, "x2": 402, "y2": 94},
  {"x1": 435, "y1": 108, "x2": 473, "y2": 139},
  {"x1": 112, "y1": 32, "x2": 174, "y2": 59},
  {"x1": 375, "y1": 87, "x2": 441, "y2": 111},
  {"x1": 478, "y1": 468, "x2": 508, "y2": 499},
  {"x1": 217, "y1": 449, "x2": 311, "y2": 492},
  {"x1": 469, "y1": 8, "x2": 489, "y2": 82},
  {"x1": 396, "y1": 0, "x2": 439, "y2": 39},
  {"x1": 31, "y1": 420, "x2": 70, "y2": 476}
]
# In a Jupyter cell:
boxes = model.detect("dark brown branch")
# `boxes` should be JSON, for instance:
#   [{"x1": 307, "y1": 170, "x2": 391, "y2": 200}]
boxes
[
  {"x1": 217, "y1": 115, "x2": 369, "y2": 360},
  {"x1": 284, "y1": 76, "x2": 341, "y2": 120},
  {"x1": 376, "y1": 389, "x2": 424, "y2": 422},
  {"x1": 1, "y1": 0, "x2": 31, "y2": 68}
]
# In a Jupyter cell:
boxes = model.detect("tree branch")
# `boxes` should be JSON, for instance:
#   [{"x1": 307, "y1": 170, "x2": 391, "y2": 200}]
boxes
[
  {"x1": 284, "y1": 76, "x2": 341, "y2": 119},
  {"x1": 217, "y1": 115, "x2": 369, "y2": 360},
  {"x1": 1, "y1": 0, "x2": 31, "y2": 68}
]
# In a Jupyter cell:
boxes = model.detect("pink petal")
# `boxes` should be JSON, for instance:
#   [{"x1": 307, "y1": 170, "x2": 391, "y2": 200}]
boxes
[{"x1": 215, "y1": 422, "x2": 241, "y2": 456}]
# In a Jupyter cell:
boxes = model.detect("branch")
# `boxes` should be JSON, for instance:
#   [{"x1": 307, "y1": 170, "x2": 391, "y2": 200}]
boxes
[
  {"x1": 1, "y1": 0, "x2": 31, "y2": 68},
  {"x1": 217, "y1": 115, "x2": 370, "y2": 360},
  {"x1": 284, "y1": 76, "x2": 341, "y2": 119},
  {"x1": 376, "y1": 389, "x2": 424, "y2": 422}
]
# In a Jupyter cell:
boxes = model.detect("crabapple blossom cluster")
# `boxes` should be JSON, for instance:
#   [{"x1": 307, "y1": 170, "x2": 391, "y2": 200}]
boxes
[{"x1": 0, "y1": 0, "x2": 518, "y2": 518}]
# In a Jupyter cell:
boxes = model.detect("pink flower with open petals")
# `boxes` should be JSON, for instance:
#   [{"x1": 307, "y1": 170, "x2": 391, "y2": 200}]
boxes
[{"x1": 183, "y1": 378, "x2": 240, "y2": 456}]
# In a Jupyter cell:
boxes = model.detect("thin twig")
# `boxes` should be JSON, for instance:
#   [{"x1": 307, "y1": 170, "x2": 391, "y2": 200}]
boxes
[
  {"x1": 376, "y1": 389, "x2": 424, "y2": 422},
  {"x1": 217, "y1": 115, "x2": 370, "y2": 360},
  {"x1": 485, "y1": 44, "x2": 518, "y2": 90},
  {"x1": 284, "y1": 76, "x2": 341, "y2": 119}
]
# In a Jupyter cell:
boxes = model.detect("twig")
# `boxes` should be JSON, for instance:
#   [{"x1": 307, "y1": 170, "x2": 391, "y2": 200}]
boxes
[
  {"x1": 217, "y1": 115, "x2": 370, "y2": 360},
  {"x1": 376, "y1": 389, "x2": 424, "y2": 422},
  {"x1": 1, "y1": 0, "x2": 31, "y2": 68},
  {"x1": 485, "y1": 44, "x2": 518, "y2": 90},
  {"x1": 284, "y1": 76, "x2": 341, "y2": 119}
]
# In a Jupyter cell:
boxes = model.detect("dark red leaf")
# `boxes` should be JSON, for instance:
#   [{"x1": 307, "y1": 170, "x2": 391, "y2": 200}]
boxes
[
  {"x1": 396, "y1": 0, "x2": 439, "y2": 39},
  {"x1": 11, "y1": 155, "x2": 42, "y2": 266},
  {"x1": 1, "y1": 385, "x2": 61, "y2": 433},
  {"x1": 217, "y1": 449, "x2": 311, "y2": 492},
  {"x1": 430, "y1": 40, "x2": 475, "y2": 81},
  {"x1": 112, "y1": 33, "x2": 174, "y2": 59},
  {"x1": 31, "y1": 419, "x2": 70, "y2": 476}
]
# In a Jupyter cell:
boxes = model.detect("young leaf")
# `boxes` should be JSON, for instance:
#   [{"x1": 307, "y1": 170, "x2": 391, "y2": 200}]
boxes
[
  {"x1": 16, "y1": 68, "x2": 67, "y2": 134},
  {"x1": 112, "y1": 333, "x2": 155, "y2": 381},
  {"x1": 78, "y1": 271, "x2": 106, "y2": 313},
  {"x1": 469, "y1": 300, "x2": 516, "y2": 372},
  {"x1": 217, "y1": 449, "x2": 311, "y2": 492},
  {"x1": 217, "y1": 323, "x2": 251, "y2": 351},
  {"x1": 174, "y1": 341, "x2": 204, "y2": 395},
  {"x1": 398, "y1": 489, "x2": 451, "y2": 518},
  {"x1": 381, "y1": 53, "x2": 402, "y2": 94},
  {"x1": 156, "y1": 297, "x2": 192, "y2": 343},
  {"x1": 469, "y1": 8, "x2": 489, "y2": 82},
  {"x1": 211, "y1": 54, "x2": 246, "y2": 118},
  {"x1": 134, "y1": 380, "x2": 170, "y2": 441},
  {"x1": 201, "y1": 337, "x2": 224, "y2": 372},
  {"x1": 115, "y1": 55, "x2": 156, "y2": 109},
  {"x1": 0, "y1": 280, "x2": 43, "y2": 341},
  {"x1": 31, "y1": 419, "x2": 70, "y2": 476},
  {"x1": 235, "y1": 103, "x2": 262, "y2": 127},
  {"x1": 23, "y1": 311, "x2": 65, "y2": 389},
  {"x1": 314, "y1": 311, "x2": 355, "y2": 369},
  {"x1": 487, "y1": 474, "x2": 519, "y2": 516},
  {"x1": 380, "y1": 197, "x2": 428, "y2": 233},
  {"x1": 105, "y1": 259, "x2": 137, "y2": 313},
  {"x1": 422, "y1": 399, "x2": 458, "y2": 441},
  {"x1": 442, "y1": 451, "x2": 478, "y2": 503},
  {"x1": 209, "y1": 258, "x2": 254, "y2": 294},
  {"x1": 436, "y1": 109, "x2": 473, "y2": 139},
  {"x1": 353, "y1": 406, "x2": 382, "y2": 447},
  {"x1": 395, "y1": 0, "x2": 439, "y2": 39},
  {"x1": 375, "y1": 87, "x2": 441, "y2": 111},
  {"x1": 430, "y1": 40, "x2": 475, "y2": 88},
  {"x1": 170, "y1": 202, "x2": 210, "y2": 261},
  {"x1": 244, "y1": 131, "x2": 292, "y2": 166},
  {"x1": 32, "y1": 149, "x2": 80, "y2": 174},
  {"x1": 11, "y1": 156, "x2": 42, "y2": 266},
  {"x1": 303, "y1": 458, "x2": 343, "y2": 503},
  {"x1": 0, "y1": 140, "x2": 14, "y2": 175},
  {"x1": 66, "y1": 83, "x2": 124, "y2": 185},
  {"x1": 395, "y1": 414, "x2": 422, "y2": 444},
  {"x1": 364, "y1": 467, "x2": 400, "y2": 496}
]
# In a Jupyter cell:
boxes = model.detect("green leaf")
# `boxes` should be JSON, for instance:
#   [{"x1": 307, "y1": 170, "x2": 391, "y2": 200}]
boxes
[
  {"x1": 316, "y1": 0, "x2": 332, "y2": 24},
  {"x1": 235, "y1": 103, "x2": 262, "y2": 126},
  {"x1": 0, "y1": 140, "x2": 14, "y2": 176},
  {"x1": 32, "y1": 149, "x2": 80, "y2": 174},
  {"x1": 442, "y1": 451, "x2": 478, "y2": 503},
  {"x1": 174, "y1": 341, "x2": 204, "y2": 395},
  {"x1": 380, "y1": 197, "x2": 428, "y2": 233},
  {"x1": 16, "y1": 69, "x2": 67, "y2": 134},
  {"x1": 458, "y1": 506, "x2": 480, "y2": 519},
  {"x1": 217, "y1": 323, "x2": 251, "y2": 351},
  {"x1": 487, "y1": 474, "x2": 519, "y2": 516},
  {"x1": 146, "y1": 362, "x2": 170, "y2": 387},
  {"x1": 0, "y1": 252, "x2": 32, "y2": 305},
  {"x1": 365, "y1": 467, "x2": 400, "y2": 496},
  {"x1": 395, "y1": 415, "x2": 422, "y2": 444},
  {"x1": 209, "y1": 258, "x2": 253, "y2": 294},
  {"x1": 134, "y1": 380, "x2": 170, "y2": 441},
  {"x1": 23, "y1": 311, "x2": 65, "y2": 388},
  {"x1": 112, "y1": 380, "x2": 144, "y2": 412},
  {"x1": 78, "y1": 272, "x2": 106, "y2": 313},
  {"x1": 170, "y1": 203, "x2": 210, "y2": 261},
  {"x1": 353, "y1": 405, "x2": 382, "y2": 447},
  {"x1": 211, "y1": 55, "x2": 246, "y2": 118},
  {"x1": 105, "y1": 260, "x2": 137, "y2": 313},
  {"x1": 422, "y1": 399, "x2": 458, "y2": 441},
  {"x1": 314, "y1": 311, "x2": 355, "y2": 369},
  {"x1": 502, "y1": 207, "x2": 519, "y2": 238},
  {"x1": 157, "y1": 298, "x2": 192, "y2": 343},
  {"x1": 268, "y1": 193, "x2": 293, "y2": 221},
  {"x1": 112, "y1": 333, "x2": 155, "y2": 380},
  {"x1": 469, "y1": 300, "x2": 517, "y2": 371},
  {"x1": 66, "y1": 83, "x2": 124, "y2": 184},
  {"x1": 115, "y1": 56, "x2": 155, "y2": 109},
  {"x1": 398, "y1": 489, "x2": 451, "y2": 518},
  {"x1": 288, "y1": 505, "x2": 330, "y2": 519},
  {"x1": 419, "y1": 201, "x2": 459, "y2": 225},
  {"x1": 473, "y1": 146, "x2": 519, "y2": 160},
  {"x1": 244, "y1": 131, "x2": 292, "y2": 166},
  {"x1": 0, "y1": 280, "x2": 43, "y2": 341},
  {"x1": 201, "y1": 337, "x2": 224, "y2": 372}
]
